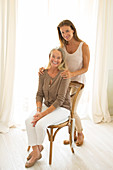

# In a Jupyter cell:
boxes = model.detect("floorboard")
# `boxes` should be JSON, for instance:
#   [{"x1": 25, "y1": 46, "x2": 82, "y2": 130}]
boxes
[{"x1": 0, "y1": 120, "x2": 113, "y2": 170}]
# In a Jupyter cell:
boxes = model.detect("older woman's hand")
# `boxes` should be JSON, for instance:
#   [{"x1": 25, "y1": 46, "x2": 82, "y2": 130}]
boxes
[{"x1": 31, "y1": 112, "x2": 43, "y2": 127}]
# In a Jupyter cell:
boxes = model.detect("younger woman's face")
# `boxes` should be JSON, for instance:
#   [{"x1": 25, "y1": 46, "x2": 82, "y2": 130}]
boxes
[
  {"x1": 50, "y1": 50, "x2": 62, "y2": 68},
  {"x1": 60, "y1": 25, "x2": 74, "y2": 42}
]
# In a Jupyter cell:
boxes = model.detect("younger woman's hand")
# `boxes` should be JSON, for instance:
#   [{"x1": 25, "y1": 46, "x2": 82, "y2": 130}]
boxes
[
  {"x1": 38, "y1": 67, "x2": 45, "y2": 75},
  {"x1": 60, "y1": 70, "x2": 72, "y2": 79}
]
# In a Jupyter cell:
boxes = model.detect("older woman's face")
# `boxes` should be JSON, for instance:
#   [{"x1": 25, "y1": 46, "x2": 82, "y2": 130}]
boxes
[
  {"x1": 60, "y1": 25, "x2": 74, "y2": 41},
  {"x1": 49, "y1": 50, "x2": 62, "y2": 68}
]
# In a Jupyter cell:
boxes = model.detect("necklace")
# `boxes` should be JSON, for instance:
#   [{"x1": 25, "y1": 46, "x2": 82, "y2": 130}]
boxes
[{"x1": 48, "y1": 70, "x2": 59, "y2": 79}]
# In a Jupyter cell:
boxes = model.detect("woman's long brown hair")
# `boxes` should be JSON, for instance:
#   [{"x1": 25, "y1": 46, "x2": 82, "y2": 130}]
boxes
[{"x1": 57, "y1": 19, "x2": 82, "y2": 47}]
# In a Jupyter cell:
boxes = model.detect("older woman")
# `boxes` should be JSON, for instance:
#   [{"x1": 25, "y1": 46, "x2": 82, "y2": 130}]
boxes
[{"x1": 25, "y1": 47, "x2": 71, "y2": 168}]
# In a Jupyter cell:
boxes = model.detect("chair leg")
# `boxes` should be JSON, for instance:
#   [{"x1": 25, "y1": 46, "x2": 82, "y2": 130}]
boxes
[
  {"x1": 27, "y1": 146, "x2": 31, "y2": 152},
  {"x1": 70, "y1": 133, "x2": 74, "y2": 153},
  {"x1": 49, "y1": 128, "x2": 53, "y2": 165},
  {"x1": 69, "y1": 121, "x2": 74, "y2": 153}
]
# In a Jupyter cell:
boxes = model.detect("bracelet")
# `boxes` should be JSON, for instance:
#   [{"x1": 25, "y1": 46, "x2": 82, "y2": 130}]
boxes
[{"x1": 37, "y1": 107, "x2": 41, "y2": 109}]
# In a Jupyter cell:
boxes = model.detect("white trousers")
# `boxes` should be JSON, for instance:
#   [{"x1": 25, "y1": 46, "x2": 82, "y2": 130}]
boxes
[{"x1": 25, "y1": 105, "x2": 70, "y2": 146}]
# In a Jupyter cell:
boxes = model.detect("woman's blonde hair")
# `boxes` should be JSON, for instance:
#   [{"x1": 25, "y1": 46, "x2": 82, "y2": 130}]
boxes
[{"x1": 47, "y1": 47, "x2": 67, "y2": 70}]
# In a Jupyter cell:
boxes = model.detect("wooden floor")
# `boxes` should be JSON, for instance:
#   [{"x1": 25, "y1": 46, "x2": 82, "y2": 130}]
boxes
[{"x1": 0, "y1": 119, "x2": 113, "y2": 170}]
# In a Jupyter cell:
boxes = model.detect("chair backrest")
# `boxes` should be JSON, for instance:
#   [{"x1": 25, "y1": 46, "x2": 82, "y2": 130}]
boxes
[{"x1": 69, "y1": 81, "x2": 84, "y2": 119}]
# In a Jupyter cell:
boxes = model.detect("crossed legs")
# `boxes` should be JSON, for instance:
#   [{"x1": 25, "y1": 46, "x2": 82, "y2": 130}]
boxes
[{"x1": 25, "y1": 105, "x2": 70, "y2": 168}]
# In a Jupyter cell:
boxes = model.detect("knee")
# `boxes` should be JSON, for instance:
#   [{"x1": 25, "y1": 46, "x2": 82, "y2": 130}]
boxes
[
  {"x1": 25, "y1": 117, "x2": 33, "y2": 127},
  {"x1": 35, "y1": 120, "x2": 46, "y2": 132}
]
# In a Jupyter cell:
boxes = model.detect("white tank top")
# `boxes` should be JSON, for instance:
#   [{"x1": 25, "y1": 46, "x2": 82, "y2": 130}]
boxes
[{"x1": 63, "y1": 42, "x2": 86, "y2": 84}]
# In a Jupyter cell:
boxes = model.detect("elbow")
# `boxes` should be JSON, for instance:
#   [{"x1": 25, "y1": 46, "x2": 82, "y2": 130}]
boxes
[
  {"x1": 85, "y1": 68, "x2": 88, "y2": 72},
  {"x1": 53, "y1": 98, "x2": 64, "y2": 108},
  {"x1": 82, "y1": 69, "x2": 87, "y2": 74},
  {"x1": 58, "y1": 97, "x2": 65, "y2": 106},
  {"x1": 84, "y1": 67, "x2": 88, "y2": 73}
]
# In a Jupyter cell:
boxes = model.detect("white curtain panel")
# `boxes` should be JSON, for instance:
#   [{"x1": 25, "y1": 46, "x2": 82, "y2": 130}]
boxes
[
  {"x1": 90, "y1": 0, "x2": 111, "y2": 123},
  {"x1": 0, "y1": 0, "x2": 17, "y2": 133}
]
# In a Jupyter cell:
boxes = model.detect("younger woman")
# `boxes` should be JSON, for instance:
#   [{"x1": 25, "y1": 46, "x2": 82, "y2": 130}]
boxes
[{"x1": 39, "y1": 19, "x2": 90, "y2": 146}]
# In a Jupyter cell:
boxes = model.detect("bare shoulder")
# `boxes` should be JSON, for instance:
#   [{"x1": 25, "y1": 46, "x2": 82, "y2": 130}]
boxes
[
  {"x1": 82, "y1": 42, "x2": 90, "y2": 54},
  {"x1": 82, "y1": 42, "x2": 89, "y2": 50}
]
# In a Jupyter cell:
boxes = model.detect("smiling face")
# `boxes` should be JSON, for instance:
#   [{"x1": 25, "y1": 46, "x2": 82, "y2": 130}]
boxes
[
  {"x1": 60, "y1": 25, "x2": 74, "y2": 42},
  {"x1": 49, "y1": 50, "x2": 62, "y2": 68}
]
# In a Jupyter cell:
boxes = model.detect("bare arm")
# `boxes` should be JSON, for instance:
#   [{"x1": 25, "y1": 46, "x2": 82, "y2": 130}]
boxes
[
  {"x1": 72, "y1": 42, "x2": 90, "y2": 76},
  {"x1": 61, "y1": 43, "x2": 90, "y2": 78},
  {"x1": 32, "y1": 105, "x2": 56, "y2": 127},
  {"x1": 32, "y1": 74, "x2": 44, "y2": 126},
  {"x1": 36, "y1": 101, "x2": 42, "y2": 112}
]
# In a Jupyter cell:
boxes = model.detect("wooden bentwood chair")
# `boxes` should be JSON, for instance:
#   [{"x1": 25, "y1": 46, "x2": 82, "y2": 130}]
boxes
[
  {"x1": 46, "y1": 81, "x2": 84, "y2": 165},
  {"x1": 27, "y1": 81, "x2": 84, "y2": 165}
]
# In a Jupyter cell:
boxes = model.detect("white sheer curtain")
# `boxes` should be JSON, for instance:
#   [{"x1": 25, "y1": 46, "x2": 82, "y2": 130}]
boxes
[
  {"x1": 0, "y1": 0, "x2": 17, "y2": 133},
  {"x1": 90, "y1": 0, "x2": 112, "y2": 123}
]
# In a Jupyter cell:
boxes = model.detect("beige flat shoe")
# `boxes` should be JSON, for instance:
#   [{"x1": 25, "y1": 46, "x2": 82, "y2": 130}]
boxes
[
  {"x1": 27, "y1": 145, "x2": 44, "y2": 161},
  {"x1": 25, "y1": 153, "x2": 42, "y2": 168}
]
